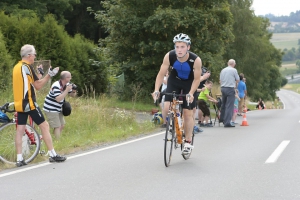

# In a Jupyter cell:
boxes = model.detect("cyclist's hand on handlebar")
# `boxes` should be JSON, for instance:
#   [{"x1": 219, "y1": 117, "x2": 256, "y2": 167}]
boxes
[
  {"x1": 152, "y1": 91, "x2": 160, "y2": 103},
  {"x1": 186, "y1": 93, "x2": 194, "y2": 103}
]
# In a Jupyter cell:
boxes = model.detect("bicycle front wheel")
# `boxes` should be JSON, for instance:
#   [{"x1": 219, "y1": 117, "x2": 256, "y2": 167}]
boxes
[
  {"x1": 164, "y1": 114, "x2": 174, "y2": 167},
  {"x1": 0, "y1": 123, "x2": 40, "y2": 165}
]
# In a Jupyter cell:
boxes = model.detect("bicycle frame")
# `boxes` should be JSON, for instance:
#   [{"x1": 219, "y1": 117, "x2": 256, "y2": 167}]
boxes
[
  {"x1": 168, "y1": 97, "x2": 184, "y2": 144},
  {"x1": 162, "y1": 91, "x2": 190, "y2": 144}
]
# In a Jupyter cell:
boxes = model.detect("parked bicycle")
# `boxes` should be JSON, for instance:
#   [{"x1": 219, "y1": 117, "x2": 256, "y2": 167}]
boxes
[
  {"x1": 155, "y1": 91, "x2": 195, "y2": 167},
  {"x1": 0, "y1": 102, "x2": 41, "y2": 165}
]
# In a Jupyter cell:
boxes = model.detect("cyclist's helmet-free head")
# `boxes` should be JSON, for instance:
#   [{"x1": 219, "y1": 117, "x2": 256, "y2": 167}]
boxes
[
  {"x1": 173, "y1": 33, "x2": 191, "y2": 45},
  {"x1": 0, "y1": 111, "x2": 9, "y2": 123}
]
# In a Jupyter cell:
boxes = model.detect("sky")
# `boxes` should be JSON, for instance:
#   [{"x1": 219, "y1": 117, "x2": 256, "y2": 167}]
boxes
[{"x1": 251, "y1": 0, "x2": 300, "y2": 16}]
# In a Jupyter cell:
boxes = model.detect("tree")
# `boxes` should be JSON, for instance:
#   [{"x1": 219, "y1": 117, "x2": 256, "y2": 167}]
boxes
[
  {"x1": 65, "y1": 0, "x2": 105, "y2": 43},
  {"x1": 0, "y1": 0, "x2": 80, "y2": 25},
  {"x1": 93, "y1": 0, "x2": 234, "y2": 99},
  {"x1": 225, "y1": 0, "x2": 283, "y2": 100},
  {"x1": 0, "y1": 12, "x2": 108, "y2": 94},
  {"x1": 296, "y1": 60, "x2": 300, "y2": 71},
  {"x1": 0, "y1": 29, "x2": 13, "y2": 91}
]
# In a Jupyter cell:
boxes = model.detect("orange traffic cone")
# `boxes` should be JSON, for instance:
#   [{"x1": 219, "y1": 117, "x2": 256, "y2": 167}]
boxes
[{"x1": 241, "y1": 113, "x2": 249, "y2": 126}]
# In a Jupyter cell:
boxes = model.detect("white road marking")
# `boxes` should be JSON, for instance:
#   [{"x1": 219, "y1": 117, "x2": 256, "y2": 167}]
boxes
[
  {"x1": 265, "y1": 140, "x2": 290, "y2": 164},
  {"x1": 0, "y1": 131, "x2": 165, "y2": 178}
]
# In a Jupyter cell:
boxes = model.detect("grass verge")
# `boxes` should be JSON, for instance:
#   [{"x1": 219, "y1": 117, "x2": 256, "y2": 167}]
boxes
[{"x1": 0, "y1": 90, "x2": 156, "y2": 170}]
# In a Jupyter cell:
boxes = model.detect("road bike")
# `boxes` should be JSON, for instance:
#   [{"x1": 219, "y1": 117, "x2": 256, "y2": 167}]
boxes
[
  {"x1": 155, "y1": 92, "x2": 195, "y2": 167},
  {"x1": 0, "y1": 102, "x2": 41, "y2": 164}
]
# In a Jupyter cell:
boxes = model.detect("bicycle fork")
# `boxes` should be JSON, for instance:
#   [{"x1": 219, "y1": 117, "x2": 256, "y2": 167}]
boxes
[{"x1": 174, "y1": 116, "x2": 182, "y2": 144}]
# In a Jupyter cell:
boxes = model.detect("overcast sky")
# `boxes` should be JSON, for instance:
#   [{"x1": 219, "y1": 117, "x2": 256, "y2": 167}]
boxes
[{"x1": 251, "y1": 0, "x2": 299, "y2": 16}]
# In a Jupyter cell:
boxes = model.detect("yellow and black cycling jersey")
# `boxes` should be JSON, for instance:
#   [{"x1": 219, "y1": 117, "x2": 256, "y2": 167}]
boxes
[{"x1": 13, "y1": 61, "x2": 39, "y2": 112}]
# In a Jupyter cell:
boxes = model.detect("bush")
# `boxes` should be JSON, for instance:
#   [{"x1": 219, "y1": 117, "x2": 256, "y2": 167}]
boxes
[{"x1": 0, "y1": 12, "x2": 109, "y2": 95}]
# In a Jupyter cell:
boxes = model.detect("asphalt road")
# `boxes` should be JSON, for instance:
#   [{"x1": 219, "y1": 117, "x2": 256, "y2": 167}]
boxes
[{"x1": 1, "y1": 89, "x2": 300, "y2": 200}]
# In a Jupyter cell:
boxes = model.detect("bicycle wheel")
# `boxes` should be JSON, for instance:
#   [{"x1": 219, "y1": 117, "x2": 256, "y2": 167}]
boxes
[
  {"x1": 0, "y1": 123, "x2": 40, "y2": 164},
  {"x1": 164, "y1": 114, "x2": 175, "y2": 167},
  {"x1": 39, "y1": 135, "x2": 49, "y2": 156},
  {"x1": 181, "y1": 130, "x2": 195, "y2": 160}
]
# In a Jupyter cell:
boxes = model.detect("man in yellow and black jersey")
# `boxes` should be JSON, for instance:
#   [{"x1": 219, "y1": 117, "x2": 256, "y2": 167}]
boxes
[
  {"x1": 12, "y1": 44, "x2": 67, "y2": 167},
  {"x1": 13, "y1": 58, "x2": 39, "y2": 112}
]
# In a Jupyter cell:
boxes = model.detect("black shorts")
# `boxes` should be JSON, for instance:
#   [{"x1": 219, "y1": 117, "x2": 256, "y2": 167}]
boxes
[
  {"x1": 164, "y1": 78, "x2": 196, "y2": 109},
  {"x1": 17, "y1": 107, "x2": 45, "y2": 125},
  {"x1": 198, "y1": 100, "x2": 210, "y2": 117}
]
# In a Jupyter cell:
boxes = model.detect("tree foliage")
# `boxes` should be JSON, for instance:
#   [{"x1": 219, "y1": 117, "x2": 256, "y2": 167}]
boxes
[
  {"x1": 94, "y1": 0, "x2": 234, "y2": 99},
  {"x1": 264, "y1": 10, "x2": 300, "y2": 23},
  {"x1": 0, "y1": 12, "x2": 108, "y2": 94},
  {"x1": 0, "y1": 30, "x2": 13, "y2": 91},
  {"x1": 225, "y1": 0, "x2": 283, "y2": 100},
  {"x1": 0, "y1": 0, "x2": 80, "y2": 25}
]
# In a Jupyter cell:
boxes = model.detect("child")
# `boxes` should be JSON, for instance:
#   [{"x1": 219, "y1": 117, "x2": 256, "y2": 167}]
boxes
[
  {"x1": 231, "y1": 89, "x2": 240, "y2": 125},
  {"x1": 197, "y1": 80, "x2": 218, "y2": 127}
]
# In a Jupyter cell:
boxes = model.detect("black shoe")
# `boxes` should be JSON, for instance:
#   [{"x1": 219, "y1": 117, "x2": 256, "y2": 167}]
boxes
[
  {"x1": 49, "y1": 155, "x2": 67, "y2": 163},
  {"x1": 224, "y1": 124, "x2": 235, "y2": 127},
  {"x1": 16, "y1": 159, "x2": 27, "y2": 167}
]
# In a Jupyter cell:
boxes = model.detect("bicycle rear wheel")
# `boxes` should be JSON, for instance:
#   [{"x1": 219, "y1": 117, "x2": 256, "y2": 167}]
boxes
[
  {"x1": 164, "y1": 114, "x2": 174, "y2": 167},
  {"x1": 181, "y1": 130, "x2": 195, "y2": 160},
  {"x1": 0, "y1": 123, "x2": 40, "y2": 164}
]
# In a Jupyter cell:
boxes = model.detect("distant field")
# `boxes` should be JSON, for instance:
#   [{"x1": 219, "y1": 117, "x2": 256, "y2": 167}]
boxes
[
  {"x1": 270, "y1": 33, "x2": 300, "y2": 50},
  {"x1": 282, "y1": 83, "x2": 300, "y2": 93},
  {"x1": 280, "y1": 62, "x2": 298, "y2": 76}
]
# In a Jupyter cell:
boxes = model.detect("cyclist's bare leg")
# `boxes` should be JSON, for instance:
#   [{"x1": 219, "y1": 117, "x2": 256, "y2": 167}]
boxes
[
  {"x1": 38, "y1": 121, "x2": 54, "y2": 150},
  {"x1": 15, "y1": 125, "x2": 27, "y2": 154},
  {"x1": 162, "y1": 101, "x2": 170, "y2": 124},
  {"x1": 183, "y1": 109, "x2": 194, "y2": 141}
]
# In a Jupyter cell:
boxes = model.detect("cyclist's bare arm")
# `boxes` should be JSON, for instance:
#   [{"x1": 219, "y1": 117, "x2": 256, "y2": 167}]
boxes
[
  {"x1": 153, "y1": 53, "x2": 170, "y2": 98},
  {"x1": 189, "y1": 57, "x2": 202, "y2": 97}
]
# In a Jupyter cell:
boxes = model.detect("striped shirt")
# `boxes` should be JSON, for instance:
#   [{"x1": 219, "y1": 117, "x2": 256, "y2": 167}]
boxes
[{"x1": 43, "y1": 81, "x2": 64, "y2": 112}]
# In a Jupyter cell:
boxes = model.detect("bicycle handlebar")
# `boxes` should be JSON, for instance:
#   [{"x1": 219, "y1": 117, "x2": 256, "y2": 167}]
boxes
[
  {"x1": 160, "y1": 92, "x2": 191, "y2": 106},
  {"x1": 0, "y1": 102, "x2": 15, "y2": 113}
]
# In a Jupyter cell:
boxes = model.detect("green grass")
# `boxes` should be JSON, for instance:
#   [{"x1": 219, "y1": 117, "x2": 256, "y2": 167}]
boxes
[
  {"x1": 270, "y1": 33, "x2": 300, "y2": 50},
  {"x1": 0, "y1": 89, "x2": 156, "y2": 170},
  {"x1": 112, "y1": 99, "x2": 156, "y2": 112},
  {"x1": 282, "y1": 83, "x2": 300, "y2": 93}
]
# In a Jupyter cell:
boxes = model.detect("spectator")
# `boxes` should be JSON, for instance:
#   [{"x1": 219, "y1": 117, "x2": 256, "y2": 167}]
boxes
[
  {"x1": 43, "y1": 71, "x2": 77, "y2": 140},
  {"x1": 12, "y1": 44, "x2": 66, "y2": 167},
  {"x1": 237, "y1": 75, "x2": 247, "y2": 116},
  {"x1": 194, "y1": 67, "x2": 209, "y2": 119},
  {"x1": 219, "y1": 59, "x2": 240, "y2": 127},
  {"x1": 197, "y1": 80, "x2": 218, "y2": 127},
  {"x1": 256, "y1": 98, "x2": 265, "y2": 109},
  {"x1": 231, "y1": 89, "x2": 240, "y2": 124}
]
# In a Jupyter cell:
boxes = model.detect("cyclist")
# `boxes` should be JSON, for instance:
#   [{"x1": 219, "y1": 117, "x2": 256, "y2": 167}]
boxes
[
  {"x1": 153, "y1": 33, "x2": 210, "y2": 155},
  {"x1": 13, "y1": 44, "x2": 67, "y2": 167}
]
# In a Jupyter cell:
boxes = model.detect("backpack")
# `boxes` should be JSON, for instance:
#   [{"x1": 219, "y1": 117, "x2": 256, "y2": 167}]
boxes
[{"x1": 62, "y1": 100, "x2": 72, "y2": 116}]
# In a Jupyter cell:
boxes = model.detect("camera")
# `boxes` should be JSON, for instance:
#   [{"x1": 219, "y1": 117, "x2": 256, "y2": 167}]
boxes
[
  {"x1": 66, "y1": 82, "x2": 78, "y2": 90},
  {"x1": 71, "y1": 83, "x2": 78, "y2": 90}
]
